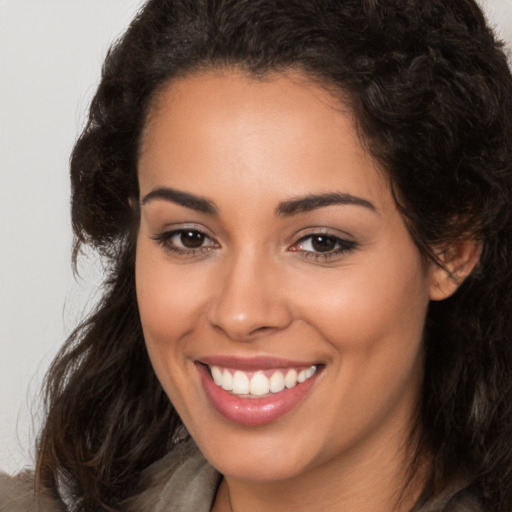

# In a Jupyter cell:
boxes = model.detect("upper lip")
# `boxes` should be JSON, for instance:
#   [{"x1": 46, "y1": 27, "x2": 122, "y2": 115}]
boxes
[{"x1": 197, "y1": 355, "x2": 321, "y2": 371}]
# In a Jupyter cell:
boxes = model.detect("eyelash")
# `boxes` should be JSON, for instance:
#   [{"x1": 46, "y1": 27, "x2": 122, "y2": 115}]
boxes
[
  {"x1": 290, "y1": 232, "x2": 358, "y2": 262},
  {"x1": 152, "y1": 228, "x2": 358, "y2": 262},
  {"x1": 151, "y1": 228, "x2": 219, "y2": 257}
]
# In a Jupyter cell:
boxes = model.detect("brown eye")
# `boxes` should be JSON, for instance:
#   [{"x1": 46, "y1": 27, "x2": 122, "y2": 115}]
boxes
[
  {"x1": 311, "y1": 235, "x2": 337, "y2": 253},
  {"x1": 291, "y1": 232, "x2": 358, "y2": 261},
  {"x1": 152, "y1": 228, "x2": 218, "y2": 256},
  {"x1": 180, "y1": 230, "x2": 206, "y2": 249}
]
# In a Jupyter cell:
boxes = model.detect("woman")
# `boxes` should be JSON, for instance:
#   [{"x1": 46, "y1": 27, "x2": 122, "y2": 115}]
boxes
[{"x1": 1, "y1": 0, "x2": 512, "y2": 510}]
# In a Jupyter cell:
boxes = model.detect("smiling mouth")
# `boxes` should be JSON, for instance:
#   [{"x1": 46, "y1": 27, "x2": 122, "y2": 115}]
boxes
[
  {"x1": 206, "y1": 364, "x2": 319, "y2": 398},
  {"x1": 197, "y1": 359, "x2": 324, "y2": 425}
]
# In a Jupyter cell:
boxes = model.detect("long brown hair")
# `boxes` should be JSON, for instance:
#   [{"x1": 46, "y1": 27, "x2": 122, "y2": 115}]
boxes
[{"x1": 36, "y1": 1, "x2": 512, "y2": 510}]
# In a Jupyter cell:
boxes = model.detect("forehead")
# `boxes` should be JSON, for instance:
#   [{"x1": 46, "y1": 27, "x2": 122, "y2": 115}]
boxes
[
  {"x1": 141, "y1": 70, "x2": 352, "y2": 155},
  {"x1": 138, "y1": 69, "x2": 390, "y2": 210}
]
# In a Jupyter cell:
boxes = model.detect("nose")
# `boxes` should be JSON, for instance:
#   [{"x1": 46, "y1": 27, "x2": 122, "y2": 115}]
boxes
[{"x1": 206, "y1": 251, "x2": 293, "y2": 341}]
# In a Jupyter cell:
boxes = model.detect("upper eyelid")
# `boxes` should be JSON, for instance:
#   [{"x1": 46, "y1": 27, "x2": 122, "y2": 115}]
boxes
[
  {"x1": 293, "y1": 233, "x2": 357, "y2": 249},
  {"x1": 154, "y1": 228, "x2": 217, "y2": 242},
  {"x1": 151, "y1": 225, "x2": 357, "y2": 249},
  {"x1": 289, "y1": 230, "x2": 360, "y2": 256},
  {"x1": 296, "y1": 232, "x2": 346, "y2": 242},
  {"x1": 152, "y1": 224, "x2": 217, "y2": 239},
  {"x1": 292, "y1": 226, "x2": 356, "y2": 243}
]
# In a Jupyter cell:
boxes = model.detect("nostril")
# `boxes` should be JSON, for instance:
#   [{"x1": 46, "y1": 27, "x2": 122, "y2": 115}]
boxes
[
  {"x1": 251, "y1": 325, "x2": 275, "y2": 335},
  {"x1": 210, "y1": 322, "x2": 275, "y2": 340}
]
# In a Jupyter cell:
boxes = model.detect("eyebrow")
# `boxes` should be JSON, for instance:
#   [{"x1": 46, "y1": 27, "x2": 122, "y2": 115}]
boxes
[
  {"x1": 140, "y1": 187, "x2": 218, "y2": 215},
  {"x1": 140, "y1": 187, "x2": 376, "y2": 217},
  {"x1": 276, "y1": 192, "x2": 377, "y2": 217}
]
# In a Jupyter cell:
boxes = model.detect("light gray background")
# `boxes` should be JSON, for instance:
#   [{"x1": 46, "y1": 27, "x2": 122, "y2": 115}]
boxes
[
  {"x1": 0, "y1": 0, "x2": 145, "y2": 473},
  {"x1": 1, "y1": 0, "x2": 511, "y2": 474}
]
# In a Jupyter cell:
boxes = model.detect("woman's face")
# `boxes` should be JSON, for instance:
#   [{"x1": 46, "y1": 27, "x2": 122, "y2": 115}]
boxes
[{"x1": 136, "y1": 70, "x2": 436, "y2": 483}]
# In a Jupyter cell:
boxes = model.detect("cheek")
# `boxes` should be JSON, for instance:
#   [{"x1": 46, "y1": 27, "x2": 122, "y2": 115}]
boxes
[
  {"x1": 296, "y1": 244, "x2": 430, "y2": 358},
  {"x1": 296, "y1": 251, "x2": 428, "y2": 437},
  {"x1": 135, "y1": 239, "x2": 206, "y2": 408},
  {"x1": 135, "y1": 240, "x2": 206, "y2": 346}
]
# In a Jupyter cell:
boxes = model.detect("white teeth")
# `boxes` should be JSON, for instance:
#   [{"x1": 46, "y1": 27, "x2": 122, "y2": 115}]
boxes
[
  {"x1": 211, "y1": 366, "x2": 223, "y2": 386},
  {"x1": 284, "y1": 369, "x2": 298, "y2": 389},
  {"x1": 221, "y1": 369, "x2": 233, "y2": 391},
  {"x1": 209, "y1": 365, "x2": 318, "y2": 397},
  {"x1": 269, "y1": 371, "x2": 285, "y2": 393},
  {"x1": 250, "y1": 372, "x2": 270, "y2": 396},
  {"x1": 232, "y1": 371, "x2": 250, "y2": 394}
]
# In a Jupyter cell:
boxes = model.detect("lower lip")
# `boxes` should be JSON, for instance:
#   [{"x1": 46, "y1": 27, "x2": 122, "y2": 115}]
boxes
[{"x1": 196, "y1": 363, "x2": 320, "y2": 426}]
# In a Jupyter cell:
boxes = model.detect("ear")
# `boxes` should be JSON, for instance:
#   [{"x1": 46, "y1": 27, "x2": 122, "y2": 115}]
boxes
[{"x1": 429, "y1": 239, "x2": 482, "y2": 301}]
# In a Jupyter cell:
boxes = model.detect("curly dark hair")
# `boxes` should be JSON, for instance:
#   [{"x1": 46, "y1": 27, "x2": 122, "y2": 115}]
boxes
[{"x1": 34, "y1": 0, "x2": 512, "y2": 510}]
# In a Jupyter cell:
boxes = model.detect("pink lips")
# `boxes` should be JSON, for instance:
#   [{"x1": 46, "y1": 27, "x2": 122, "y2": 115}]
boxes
[{"x1": 196, "y1": 357, "x2": 321, "y2": 426}]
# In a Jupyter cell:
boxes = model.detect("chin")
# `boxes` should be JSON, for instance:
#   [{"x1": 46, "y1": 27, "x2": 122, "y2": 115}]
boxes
[
  {"x1": 191, "y1": 425, "x2": 321, "y2": 483},
  {"x1": 208, "y1": 450, "x2": 311, "y2": 483}
]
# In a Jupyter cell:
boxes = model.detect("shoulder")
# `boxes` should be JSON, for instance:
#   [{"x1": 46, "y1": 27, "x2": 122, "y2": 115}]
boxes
[
  {"x1": 0, "y1": 472, "x2": 64, "y2": 512},
  {"x1": 122, "y1": 438, "x2": 221, "y2": 512},
  {"x1": 414, "y1": 477, "x2": 485, "y2": 512},
  {"x1": 0, "y1": 440, "x2": 219, "y2": 512}
]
